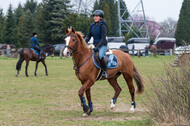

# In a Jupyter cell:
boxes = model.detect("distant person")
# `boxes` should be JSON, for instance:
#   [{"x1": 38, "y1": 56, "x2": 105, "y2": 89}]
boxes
[
  {"x1": 145, "y1": 45, "x2": 149, "y2": 57},
  {"x1": 6, "y1": 44, "x2": 11, "y2": 57},
  {"x1": 132, "y1": 44, "x2": 135, "y2": 57},
  {"x1": 30, "y1": 33, "x2": 43, "y2": 59}
]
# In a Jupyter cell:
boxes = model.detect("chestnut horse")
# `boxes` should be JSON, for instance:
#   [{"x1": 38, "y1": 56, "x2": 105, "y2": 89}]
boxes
[
  {"x1": 64, "y1": 28, "x2": 144, "y2": 116},
  {"x1": 16, "y1": 45, "x2": 54, "y2": 77}
]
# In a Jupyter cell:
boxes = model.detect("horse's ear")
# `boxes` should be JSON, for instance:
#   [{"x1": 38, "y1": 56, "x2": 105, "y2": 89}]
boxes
[
  {"x1": 71, "y1": 27, "x2": 75, "y2": 33},
  {"x1": 65, "y1": 28, "x2": 69, "y2": 34}
]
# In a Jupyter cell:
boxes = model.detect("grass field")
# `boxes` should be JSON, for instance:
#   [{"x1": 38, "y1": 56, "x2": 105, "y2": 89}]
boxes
[{"x1": 0, "y1": 55, "x2": 176, "y2": 126}]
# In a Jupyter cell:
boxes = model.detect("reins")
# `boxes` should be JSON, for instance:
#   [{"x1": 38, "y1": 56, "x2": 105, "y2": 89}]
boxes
[{"x1": 66, "y1": 34, "x2": 92, "y2": 75}]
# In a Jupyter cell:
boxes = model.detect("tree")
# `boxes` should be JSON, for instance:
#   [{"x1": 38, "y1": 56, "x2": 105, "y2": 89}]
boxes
[
  {"x1": 175, "y1": 0, "x2": 190, "y2": 45},
  {"x1": 103, "y1": 2, "x2": 112, "y2": 35},
  {"x1": 17, "y1": 10, "x2": 34, "y2": 47},
  {"x1": 107, "y1": 0, "x2": 119, "y2": 36},
  {"x1": 24, "y1": 0, "x2": 37, "y2": 14},
  {"x1": 14, "y1": 3, "x2": 23, "y2": 25},
  {"x1": 50, "y1": 0, "x2": 71, "y2": 42},
  {"x1": 159, "y1": 17, "x2": 177, "y2": 38},
  {"x1": 3, "y1": 4, "x2": 17, "y2": 45},
  {"x1": 92, "y1": 0, "x2": 99, "y2": 12},
  {"x1": 0, "y1": 9, "x2": 5, "y2": 43}
]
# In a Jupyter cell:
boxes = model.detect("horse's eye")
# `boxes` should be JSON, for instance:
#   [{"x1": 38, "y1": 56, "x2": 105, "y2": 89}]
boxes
[{"x1": 73, "y1": 39, "x2": 75, "y2": 41}]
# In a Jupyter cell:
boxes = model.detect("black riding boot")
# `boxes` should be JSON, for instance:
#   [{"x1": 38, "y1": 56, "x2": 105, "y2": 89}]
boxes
[
  {"x1": 39, "y1": 50, "x2": 43, "y2": 59},
  {"x1": 100, "y1": 57, "x2": 108, "y2": 78}
]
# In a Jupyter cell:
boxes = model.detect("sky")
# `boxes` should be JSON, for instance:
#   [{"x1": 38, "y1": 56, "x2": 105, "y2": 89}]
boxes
[{"x1": 0, "y1": 0, "x2": 183, "y2": 22}]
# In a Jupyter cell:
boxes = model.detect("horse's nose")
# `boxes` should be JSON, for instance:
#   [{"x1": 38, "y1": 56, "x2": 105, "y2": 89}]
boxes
[
  {"x1": 63, "y1": 47, "x2": 70, "y2": 57},
  {"x1": 51, "y1": 54, "x2": 54, "y2": 57}
]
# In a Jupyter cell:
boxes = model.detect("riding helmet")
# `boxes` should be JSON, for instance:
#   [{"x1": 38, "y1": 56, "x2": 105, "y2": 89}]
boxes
[{"x1": 92, "y1": 10, "x2": 104, "y2": 18}]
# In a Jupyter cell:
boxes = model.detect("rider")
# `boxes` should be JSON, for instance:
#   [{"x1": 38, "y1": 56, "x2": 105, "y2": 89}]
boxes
[
  {"x1": 85, "y1": 10, "x2": 108, "y2": 78},
  {"x1": 30, "y1": 33, "x2": 43, "y2": 59}
]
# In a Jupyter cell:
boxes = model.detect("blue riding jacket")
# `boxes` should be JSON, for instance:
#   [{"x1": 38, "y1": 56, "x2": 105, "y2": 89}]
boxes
[
  {"x1": 85, "y1": 19, "x2": 107, "y2": 48},
  {"x1": 30, "y1": 37, "x2": 40, "y2": 47}
]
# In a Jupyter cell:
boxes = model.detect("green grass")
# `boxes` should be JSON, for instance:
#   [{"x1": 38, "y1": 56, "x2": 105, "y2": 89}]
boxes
[{"x1": 0, "y1": 55, "x2": 176, "y2": 125}]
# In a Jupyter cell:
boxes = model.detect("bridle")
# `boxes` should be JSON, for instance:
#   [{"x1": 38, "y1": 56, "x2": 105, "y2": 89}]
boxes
[
  {"x1": 64, "y1": 33, "x2": 92, "y2": 75},
  {"x1": 65, "y1": 34, "x2": 78, "y2": 54}
]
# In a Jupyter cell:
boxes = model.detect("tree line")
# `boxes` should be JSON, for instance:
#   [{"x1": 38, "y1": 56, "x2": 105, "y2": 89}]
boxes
[
  {"x1": 0, "y1": 0, "x2": 124, "y2": 48},
  {"x1": 0, "y1": 0, "x2": 189, "y2": 48}
]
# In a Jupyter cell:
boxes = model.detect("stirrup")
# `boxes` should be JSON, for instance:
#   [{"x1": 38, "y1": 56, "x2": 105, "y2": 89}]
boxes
[{"x1": 102, "y1": 71, "x2": 108, "y2": 78}]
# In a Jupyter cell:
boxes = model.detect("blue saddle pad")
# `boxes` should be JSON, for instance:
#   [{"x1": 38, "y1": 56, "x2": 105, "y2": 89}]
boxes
[
  {"x1": 92, "y1": 53, "x2": 118, "y2": 69},
  {"x1": 31, "y1": 48, "x2": 39, "y2": 55}
]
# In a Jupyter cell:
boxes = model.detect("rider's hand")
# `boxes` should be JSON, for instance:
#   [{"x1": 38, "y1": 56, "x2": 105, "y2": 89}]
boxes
[{"x1": 93, "y1": 47, "x2": 98, "y2": 52}]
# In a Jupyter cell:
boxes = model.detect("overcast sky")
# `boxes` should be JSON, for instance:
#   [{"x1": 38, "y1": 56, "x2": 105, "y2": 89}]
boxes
[{"x1": 0, "y1": 0, "x2": 183, "y2": 22}]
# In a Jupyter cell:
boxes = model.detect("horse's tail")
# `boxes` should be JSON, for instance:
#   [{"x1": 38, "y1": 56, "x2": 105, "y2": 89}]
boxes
[
  {"x1": 133, "y1": 65, "x2": 144, "y2": 94},
  {"x1": 16, "y1": 49, "x2": 24, "y2": 71}
]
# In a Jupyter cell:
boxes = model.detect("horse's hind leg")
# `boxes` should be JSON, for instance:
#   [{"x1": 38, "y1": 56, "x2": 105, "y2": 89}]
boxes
[
  {"x1": 41, "y1": 60, "x2": 48, "y2": 76},
  {"x1": 122, "y1": 72, "x2": 136, "y2": 112},
  {"x1": 107, "y1": 76, "x2": 122, "y2": 110}
]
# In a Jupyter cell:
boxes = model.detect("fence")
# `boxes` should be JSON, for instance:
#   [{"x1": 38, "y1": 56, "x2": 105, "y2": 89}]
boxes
[{"x1": 0, "y1": 49, "x2": 19, "y2": 58}]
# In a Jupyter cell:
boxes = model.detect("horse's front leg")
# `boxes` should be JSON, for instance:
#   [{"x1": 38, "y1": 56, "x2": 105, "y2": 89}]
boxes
[
  {"x1": 34, "y1": 61, "x2": 39, "y2": 76},
  {"x1": 41, "y1": 60, "x2": 48, "y2": 76},
  {"x1": 84, "y1": 88, "x2": 93, "y2": 116},
  {"x1": 25, "y1": 61, "x2": 29, "y2": 77},
  {"x1": 78, "y1": 79, "x2": 93, "y2": 116}
]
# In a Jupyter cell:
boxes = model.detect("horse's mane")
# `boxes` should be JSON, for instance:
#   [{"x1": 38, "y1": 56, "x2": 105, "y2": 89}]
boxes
[
  {"x1": 75, "y1": 31, "x2": 89, "y2": 50},
  {"x1": 41, "y1": 44, "x2": 53, "y2": 51}
]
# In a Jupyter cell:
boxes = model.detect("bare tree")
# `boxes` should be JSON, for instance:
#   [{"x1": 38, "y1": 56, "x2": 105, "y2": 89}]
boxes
[
  {"x1": 159, "y1": 17, "x2": 177, "y2": 37},
  {"x1": 71, "y1": 0, "x2": 95, "y2": 15}
]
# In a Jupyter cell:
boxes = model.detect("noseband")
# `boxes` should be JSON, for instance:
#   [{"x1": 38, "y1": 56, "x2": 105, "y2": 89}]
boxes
[{"x1": 65, "y1": 34, "x2": 78, "y2": 54}]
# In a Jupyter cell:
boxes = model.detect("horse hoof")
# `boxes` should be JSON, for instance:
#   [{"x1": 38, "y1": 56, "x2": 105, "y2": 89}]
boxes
[
  {"x1": 111, "y1": 106, "x2": 116, "y2": 111},
  {"x1": 129, "y1": 109, "x2": 135, "y2": 113},
  {"x1": 82, "y1": 113, "x2": 89, "y2": 117},
  {"x1": 16, "y1": 74, "x2": 18, "y2": 77}
]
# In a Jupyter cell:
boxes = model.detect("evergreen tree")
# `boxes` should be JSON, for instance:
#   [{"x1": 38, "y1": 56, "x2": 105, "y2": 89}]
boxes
[
  {"x1": 103, "y1": 2, "x2": 112, "y2": 35},
  {"x1": 0, "y1": 9, "x2": 5, "y2": 43},
  {"x1": 24, "y1": 0, "x2": 37, "y2": 14},
  {"x1": 107, "y1": 0, "x2": 119, "y2": 36},
  {"x1": 93, "y1": 0, "x2": 99, "y2": 12},
  {"x1": 99, "y1": 0, "x2": 106, "y2": 10},
  {"x1": 175, "y1": 0, "x2": 190, "y2": 45},
  {"x1": 50, "y1": 0, "x2": 71, "y2": 42},
  {"x1": 33, "y1": 3, "x2": 44, "y2": 43},
  {"x1": 3, "y1": 4, "x2": 17, "y2": 45},
  {"x1": 18, "y1": 10, "x2": 34, "y2": 47},
  {"x1": 14, "y1": 3, "x2": 23, "y2": 25}
]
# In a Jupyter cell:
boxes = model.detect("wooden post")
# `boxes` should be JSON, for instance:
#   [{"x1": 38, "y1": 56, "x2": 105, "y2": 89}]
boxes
[
  {"x1": 138, "y1": 49, "x2": 140, "y2": 57},
  {"x1": 169, "y1": 49, "x2": 173, "y2": 56},
  {"x1": 60, "y1": 49, "x2": 63, "y2": 59}
]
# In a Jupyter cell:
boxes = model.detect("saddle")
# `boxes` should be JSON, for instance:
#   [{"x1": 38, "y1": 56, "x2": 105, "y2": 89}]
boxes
[
  {"x1": 92, "y1": 50, "x2": 118, "y2": 81},
  {"x1": 31, "y1": 48, "x2": 39, "y2": 55}
]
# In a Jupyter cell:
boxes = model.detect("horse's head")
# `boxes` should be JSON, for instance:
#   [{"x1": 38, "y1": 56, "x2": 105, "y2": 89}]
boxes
[
  {"x1": 63, "y1": 28, "x2": 78, "y2": 57},
  {"x1": 41, "y1": 45, "x2": 55, "y2": 57}
]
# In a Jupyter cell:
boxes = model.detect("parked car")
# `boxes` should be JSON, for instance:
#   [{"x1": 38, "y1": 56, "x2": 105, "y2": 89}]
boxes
[
  {"x1": 174, "y1": 46, "x2": 190, "y2": 55},
  {"x1": 126, "y1": 38, "x2": 150, "y2": 55},
  {"x1": 107, "y1": 37, "x2": 125, "y2": 50},
  {"x1": 53, "y1": 44, "x2": 65, "y2": 56},
  {"x1": 153, "y1": 38, "x2": 176, "y2": 55},
  {"x1": 119, "y1": 45, "x2": 129, "y2": 53}
]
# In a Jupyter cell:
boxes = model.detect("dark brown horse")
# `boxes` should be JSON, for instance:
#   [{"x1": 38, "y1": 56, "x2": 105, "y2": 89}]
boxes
[
  {"x1": 64, "y1": 28, "x2": 144, "y2": 116},
  {"x1": 16, "y1": 45, "x2": 54, "y2": 77}
]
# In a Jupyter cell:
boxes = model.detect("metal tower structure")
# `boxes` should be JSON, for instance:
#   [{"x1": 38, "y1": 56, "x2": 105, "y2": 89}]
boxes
[
  {"x1": 76, "y1": 0, "x2": 93, "y2": 15},
  {"x1": 117, "y1": 0, "x2": 149, "y2": 38}
]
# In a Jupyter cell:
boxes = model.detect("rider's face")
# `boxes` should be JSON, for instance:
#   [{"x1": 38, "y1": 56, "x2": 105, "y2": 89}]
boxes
[
  {"x1": 34, "y1": 34, "x2": 38, "y2": 37},
  {"x1": 94, "y1": 15, "x2": 101, "y2": 22}
]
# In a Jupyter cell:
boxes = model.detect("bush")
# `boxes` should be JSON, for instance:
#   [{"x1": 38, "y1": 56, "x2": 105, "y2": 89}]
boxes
[{"x1": 143, "y1": 59, "x2": 190, "y2": 125}]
